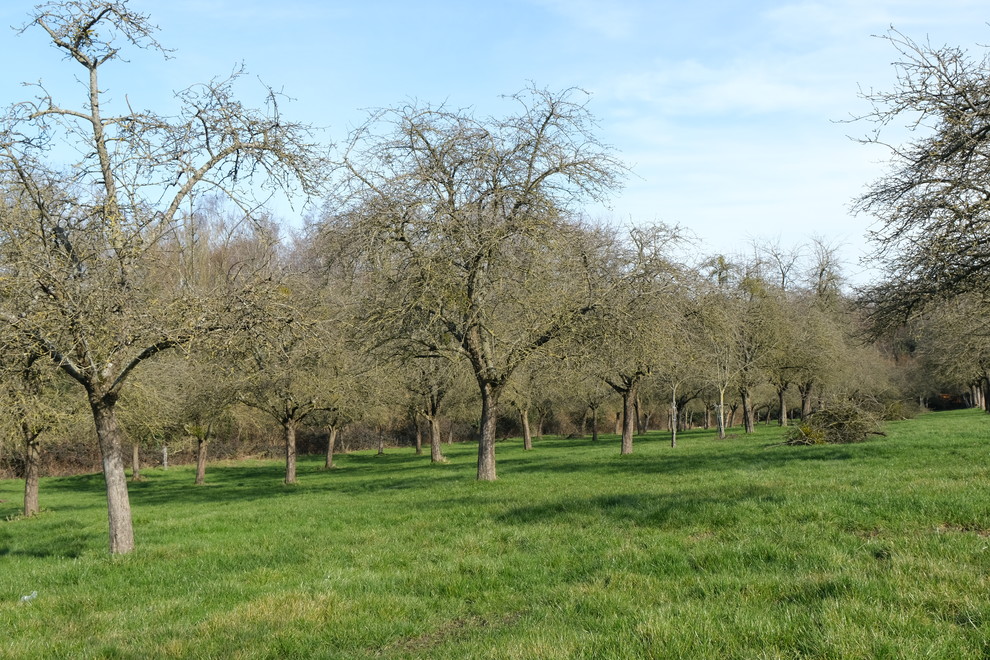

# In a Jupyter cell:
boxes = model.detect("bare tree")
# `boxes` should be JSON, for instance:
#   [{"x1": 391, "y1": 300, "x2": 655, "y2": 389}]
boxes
[
  {"x1": 854, "y1": 29, "x2": 990, "y2": 329},
  {"x1": 336, "y1": 87, "x2": 624, "y2": 480},
  {"x1": 577, "y1": 224, "x2": 685, "y2": 454},
  {"x1": 0, "y1": 2, "x2": 327, "y2": 553},
  {"x1": 234, "y1": 269, "x2": 345, "y2": 485}
]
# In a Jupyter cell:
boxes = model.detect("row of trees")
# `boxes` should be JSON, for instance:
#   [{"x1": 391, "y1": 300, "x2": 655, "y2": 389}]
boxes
[{"x1": 2, "y1": 3, "x2": 988, "y2": 555}]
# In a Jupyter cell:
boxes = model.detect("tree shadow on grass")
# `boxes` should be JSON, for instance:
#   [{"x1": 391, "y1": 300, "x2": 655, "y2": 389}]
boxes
[
  {"x1": 40, "y1": 450, "x2": 474, "y2": 511},
  {"x1": 20, "y1": 431, "x2": 896, "y2": 558},
  {"x1": 0, "y1": 517, "x2": 92, "y2": 559},
  {"x1": 496, "y1": 485, "x2": 788, "y2": 531}
]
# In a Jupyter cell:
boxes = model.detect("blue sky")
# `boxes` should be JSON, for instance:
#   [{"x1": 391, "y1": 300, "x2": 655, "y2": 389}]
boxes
[{"x1": 2, "y1": 1, "x2": 989, "y2": 284}]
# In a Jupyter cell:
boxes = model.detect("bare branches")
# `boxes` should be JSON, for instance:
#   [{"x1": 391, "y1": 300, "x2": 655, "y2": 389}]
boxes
[
  {"x1": 854, "y1": 29, "x2": 990, "y2": 327},
  {"x1": 26, "y1": 1, "x2": 170, "y2": 68}
]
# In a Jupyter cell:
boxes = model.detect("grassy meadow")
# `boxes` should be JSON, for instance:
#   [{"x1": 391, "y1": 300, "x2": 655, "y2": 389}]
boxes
[{"x1": 1, "y1": 410, "x2": 989, "y2": 658}]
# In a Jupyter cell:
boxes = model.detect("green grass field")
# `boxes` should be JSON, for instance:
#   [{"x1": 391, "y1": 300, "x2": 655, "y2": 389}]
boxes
[{"x1": 2, "y1": 410, "x2": 989, "y2": 658}]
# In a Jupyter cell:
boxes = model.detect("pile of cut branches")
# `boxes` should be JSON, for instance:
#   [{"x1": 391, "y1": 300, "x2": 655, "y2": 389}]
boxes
[{"x1": 784, "y1": 403, "x2": 887, "y2": 445}]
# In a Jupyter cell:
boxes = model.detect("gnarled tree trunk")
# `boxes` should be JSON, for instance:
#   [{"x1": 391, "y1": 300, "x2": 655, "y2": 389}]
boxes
[
  {"x1": 477, "y1": 381, "x2": 502, "y2": 481},
  {"x1": 91, "y1": 396, "x2": 135, "y2": 554}
]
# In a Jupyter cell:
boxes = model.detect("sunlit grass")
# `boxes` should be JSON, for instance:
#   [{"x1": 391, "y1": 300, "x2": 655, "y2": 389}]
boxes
[{"x1": 1, "y1": 410, "x2": 989, "y2": 658}]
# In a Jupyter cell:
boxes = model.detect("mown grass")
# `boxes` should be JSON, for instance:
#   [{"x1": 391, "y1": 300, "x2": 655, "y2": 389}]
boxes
[{"x1": 1, "y1": 410, "x2": 989, "y2": 658}]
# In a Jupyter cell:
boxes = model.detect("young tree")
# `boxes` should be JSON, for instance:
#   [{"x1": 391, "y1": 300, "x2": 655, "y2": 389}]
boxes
[
  {"x1": 400, "y1": 357, "x2": 470, "y2": 463},
  {"x1": 0, "y1": 346, "x2": 76, "y2": 517},
  {"x1": 234, "y1": 271, "x2": 344, "y2": 485},
  {"x1": 0, "y1": 2, "x2": 327, "y2": 553},
  {"x1": 578, "y1": 224, "x2": 685, "y2": 454},
  {"x1": 336, "y1": 87, "x2": 624, "y2": 480},
  {"x1": 693, "y1": 266, "x2": 742, "y2": 439}
]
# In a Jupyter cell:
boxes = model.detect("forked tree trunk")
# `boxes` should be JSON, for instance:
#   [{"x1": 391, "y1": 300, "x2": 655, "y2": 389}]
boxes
[
  {"x1": 741, "y1": 388, "x2": 755, "y2": 434},
  {"x1": 520, "y1": 408, "x2": 533, "y2": 450},
  {"x1": 428, "y1": 416, "x2": 446, "y2": 463},
  {"x1": 716, "y1": 388, "x2": 727, "y2": 439},
  {"x1": 325, "y1": 426, "x2": 338, "y2": 469},
  {"x1": 131, "y1": 443, "x2": 141, "y2": 481},
  {"x1": 284, "y1": 419, "x2": 297, "y2": 485},
  {"x1": 91, "y1": 397, "x2": 134, "y2": 554},
  {"x1": 23, "y1": 430, "x2": 41, "y2": 517},
  {"x1": 477, "y1": 381, "x2": 501, "y2": 480}
]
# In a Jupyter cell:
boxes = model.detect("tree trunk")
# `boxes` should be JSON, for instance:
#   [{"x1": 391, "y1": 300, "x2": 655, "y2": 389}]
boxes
[
  {"x1": 284, "y1": 419, "x2": 297, "y2": 485},
  {"x1": 716, "y1": 388, "x2": 727, "y2": 439},
  {"x1": 741, "y1": 388, "x2": 755, "y2": 434},
  {"x1": 670, "y1": 388, "x2": 678, "y2": 448},
  {"x1": 91, "y1": 397, "x2": 135, "y2": 554},
  {"x1": 194, "y1": 422, "x2": 211, "y2": 485},
  {"x1": 798, "y1": 381, "x2": 814, "y2": 421},
  {"x1": 635, "y1": 396, "x2": 644, "y2": 435},
  {"x1": 325, "y1": 426, "x2": 337, "y2": 469},
  {"x1": 23, "y1": 432, "x2": 40, "y2": 517},
  {"x1": 429, "y1": 416, "x2": 446, "y2": 463},
  {"x1": 377, "y1": 432, "x2": 385, "y2": 455},
  {"x1": 477, "y1": 380, "x2": 501, "y2": 481},
  {"x1": 131, "y1": 443, "x2": 141, "y2": 481},
  {"x1": 614, "y1": 411, "x2": 621, "y2": 435},
  {"x1": 777, "y1": 384, "x2": 789, "y2": 426},
  {"x1": 591, "y1": 406, "x2": 599, "y2": 442},
  {"x1": 521, "y1": 407, "x2": 533, "y2": 451},
  {"x1": 415, "y1": 420, "x2": 423, "y2": 455},
  {"x1": 621, "y1": 382, "x2": 638, "y2": 455}
]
